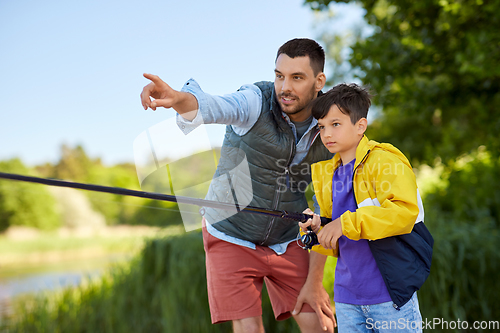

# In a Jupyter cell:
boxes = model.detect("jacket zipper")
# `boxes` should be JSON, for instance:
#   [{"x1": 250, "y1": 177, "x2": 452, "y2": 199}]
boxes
[{"x1": 351, "y1": 150, "x2": 370, "y2": 207}]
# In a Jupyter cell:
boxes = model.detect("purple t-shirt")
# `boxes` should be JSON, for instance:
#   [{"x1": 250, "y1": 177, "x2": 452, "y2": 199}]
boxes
[{"x1": 332, "y1": 159, "x2": 391, "y2": 305}]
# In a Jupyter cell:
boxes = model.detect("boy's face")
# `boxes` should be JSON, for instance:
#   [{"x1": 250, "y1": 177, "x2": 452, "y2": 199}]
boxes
[
  {"x1": 274, "y1": 54, "x2": 325, "y2": 122},
  {"x1": 318, "y1": 104, "x2": 367, "y2": 163}
]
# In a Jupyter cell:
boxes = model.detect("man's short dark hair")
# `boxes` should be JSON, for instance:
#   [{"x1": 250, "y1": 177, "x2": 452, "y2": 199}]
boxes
[
  {"x1": 276, "y1": 38, "x2": 325, "y2": 76},
  {"x1": 311, "y1": 83, "x2": 372, "y2": 124}
]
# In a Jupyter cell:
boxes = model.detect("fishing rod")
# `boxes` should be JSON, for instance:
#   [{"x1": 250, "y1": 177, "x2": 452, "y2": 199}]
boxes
[{"x1": 0, "y1": 172, "x2": 329, "y2": 248}]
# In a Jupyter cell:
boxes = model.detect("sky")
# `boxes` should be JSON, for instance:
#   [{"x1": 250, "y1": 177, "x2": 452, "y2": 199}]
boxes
[{"x1": 0, "y1": 0, "x2": 364, "y2": 167}]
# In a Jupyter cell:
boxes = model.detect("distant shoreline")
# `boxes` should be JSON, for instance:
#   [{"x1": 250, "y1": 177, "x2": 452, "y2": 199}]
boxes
[{"x1": 0, "y1": 225, "x2": 182, "y2": 270}]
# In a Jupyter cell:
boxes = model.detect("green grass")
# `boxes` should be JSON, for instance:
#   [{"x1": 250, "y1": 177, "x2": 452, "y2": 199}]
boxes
[
  {"x1": 1, "y1": 231, "x2": 337, "y2": 333},
  {"x1": 0, "y1": 226, "x2": 182, "y2": 256},
  {"x1": 0, "y1": 235, "x2": 133, "y2": 256}
]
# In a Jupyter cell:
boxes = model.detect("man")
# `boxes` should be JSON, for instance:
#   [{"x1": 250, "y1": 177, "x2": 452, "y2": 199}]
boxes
[{"x1": 140, "y1": 38, "x2": 335, "y2": 333}]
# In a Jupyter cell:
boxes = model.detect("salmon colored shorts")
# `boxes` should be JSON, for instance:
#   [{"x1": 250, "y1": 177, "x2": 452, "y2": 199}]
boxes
[{"x1": 202, "y1": 223, "x2": 314, "y2": 324}]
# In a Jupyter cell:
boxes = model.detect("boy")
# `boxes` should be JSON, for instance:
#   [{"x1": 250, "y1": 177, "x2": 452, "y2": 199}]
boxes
[{"x1": 298, "y1": 83, "x2": 433, "y2": 332}]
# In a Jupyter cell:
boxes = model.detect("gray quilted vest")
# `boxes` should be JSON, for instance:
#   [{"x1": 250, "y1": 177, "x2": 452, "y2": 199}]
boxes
[{"x1": 204, "y1": 81, "x2": 332, "y2": 246}]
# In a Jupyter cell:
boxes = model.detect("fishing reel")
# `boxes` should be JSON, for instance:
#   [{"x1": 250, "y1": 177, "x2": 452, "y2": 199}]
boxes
[
  {"x1": 299, "y1": 230, "x2": 319, "y2": 250},
  {"x1": 291, "y1": 212, "x2": 331, "y2": 250}
]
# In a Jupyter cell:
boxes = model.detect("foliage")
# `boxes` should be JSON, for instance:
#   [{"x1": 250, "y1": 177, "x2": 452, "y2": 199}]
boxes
[
  {"x1": 50, "y1": 144, "x2": 96, "y2": 182},
  {"x1": 424, "y1": 147, "x2": 499, "y2": 226},
  {"x1": 4, "y1": 231, "x2": 338, "y2": 332},
  {"x1": 418, "y1": 209, "x2": 500, "y2": 325},
  {"x1": 0, "y1": 159, "x2": 60, "y2": 231},
  {"x1": 0, "y1": 145, "x2": 223, "y2": 229},
  {"x1": 85, "y1": 163, "x2": 147, "y2": 225},
  {"x1": 38, "y1": 146, "x2": 142, "y2": 225},
  {"x1": 32, "y1": 144, "x2": 186, "y2": 227},
  {"x1": 414, "y1": 148, "x2": 500, "y2": 326},
  {"x1": 128, "y1": 199, "x2": 182, "y2": 227},
  {"x1": 306, "y1": 0, "x2": 500, "y2": 164},
  {"x1": 304, "y1": 3, "x2": 500, "y2": 329},
  {"x1": 310, "y1": 2, "x2": 370, "y2": 85}
]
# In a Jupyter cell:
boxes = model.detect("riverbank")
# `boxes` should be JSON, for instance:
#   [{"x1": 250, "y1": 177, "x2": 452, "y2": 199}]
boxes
[
  {"x1": 0, "y1": 225, "x2": 182, "y2": 270},
  {"x1": 0, "y1": 225, "x2": 184, "y2": 324}
]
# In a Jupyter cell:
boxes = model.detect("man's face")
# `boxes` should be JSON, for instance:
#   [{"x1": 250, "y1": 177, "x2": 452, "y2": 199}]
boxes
[{"x1": 274, "y1": 54, "x2": 324, "y2": 121}]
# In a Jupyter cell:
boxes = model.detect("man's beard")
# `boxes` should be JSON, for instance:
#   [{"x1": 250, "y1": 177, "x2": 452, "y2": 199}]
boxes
[{"x1": 277, "y1": 86, "x2": 317, "y2": 116}]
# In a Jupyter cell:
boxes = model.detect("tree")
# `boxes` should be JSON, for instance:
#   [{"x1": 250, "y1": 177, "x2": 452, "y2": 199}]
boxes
[
  {"x1": 306, "y1": 0, "x2": 500, "y2": 164},
  {"x1": 51, "y1": 144, "x2": 96, "y2": 181},
  {"x1": 0, "y1": 159, "x2": 60, "y2": 231}
]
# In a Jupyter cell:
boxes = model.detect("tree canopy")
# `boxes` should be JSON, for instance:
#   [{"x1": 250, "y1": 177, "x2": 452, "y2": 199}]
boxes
[{"x1": 306, "y1": 0, "x2": 500, "y2": 164}]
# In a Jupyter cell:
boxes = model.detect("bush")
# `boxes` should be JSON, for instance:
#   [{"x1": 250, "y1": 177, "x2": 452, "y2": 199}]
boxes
[
  {"x1": 418, "y1": 209, "x2": 499, "y2": 325},
  {"x1": 417, "y1": 149, "x2": 500, "y2": 328},
  {"x1": 128, "y1": 200, "x2": 182, "y2": 227},
  {"x1": 0, "y1": 159, "x2": 60, "y2": 231},
  {"x1": 423, "y1": 147, "x2": 499, "y2": 226}
]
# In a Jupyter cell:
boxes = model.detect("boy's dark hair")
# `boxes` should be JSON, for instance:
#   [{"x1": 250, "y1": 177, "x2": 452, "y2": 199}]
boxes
[
  {"x1": 276, "y1": 38, "x2": 325, "y2": 76},
  {"x1": 311, "y1": 83, "x2": 372, "y2": 124}
]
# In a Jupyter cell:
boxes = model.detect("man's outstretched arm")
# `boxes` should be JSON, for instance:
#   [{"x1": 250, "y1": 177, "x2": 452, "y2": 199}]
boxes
[{"x1": 140, "y1": 73, "x2": 262, "y2": 132}]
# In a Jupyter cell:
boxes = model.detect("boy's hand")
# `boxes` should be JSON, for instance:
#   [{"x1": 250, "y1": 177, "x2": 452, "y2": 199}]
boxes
[
  {"x1": 317, "y1": 217, "x2": 342, "y2": 250},
  {"x1": 299, "y1": 208, "x2": 321, "y2": 233}
]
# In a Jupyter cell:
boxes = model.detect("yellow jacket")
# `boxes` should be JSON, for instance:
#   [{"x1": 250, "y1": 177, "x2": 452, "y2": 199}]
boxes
[{"x1": 309, "y1": 135, "x2": 424, "y2": 256}]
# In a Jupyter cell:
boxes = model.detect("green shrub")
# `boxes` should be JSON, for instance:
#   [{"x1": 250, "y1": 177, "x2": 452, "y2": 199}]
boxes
[
  {"x1": 417, "y1": 149, "x2": 500, "y2": 328},
  {"x1": 424, "y1": 148, "x2": 499, "y2": 226},
  {"x1": 128, "y1": 199, "x2": 182, "y2": 227},
  {"x1": 418, "y1": 209, "x2": 499, "y2": 327},
  {"x1": 0, "y1": 159, "x2": 60, "y2": 231}
]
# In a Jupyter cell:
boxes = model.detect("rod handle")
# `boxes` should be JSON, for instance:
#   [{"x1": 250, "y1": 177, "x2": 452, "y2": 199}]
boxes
[{"x1": 282, "y1": 211, "x2": 332, "y2": 225}]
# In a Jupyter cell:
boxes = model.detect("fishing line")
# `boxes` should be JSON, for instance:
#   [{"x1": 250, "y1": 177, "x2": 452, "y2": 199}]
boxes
[{"x1": 0, "y1": 181, "x2": 193, "y2": 214}]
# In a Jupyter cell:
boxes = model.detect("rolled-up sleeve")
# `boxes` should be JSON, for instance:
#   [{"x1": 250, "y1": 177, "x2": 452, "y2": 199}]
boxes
[{"x1": 176, "y1": 78, "x2": 262, "y2": 135}]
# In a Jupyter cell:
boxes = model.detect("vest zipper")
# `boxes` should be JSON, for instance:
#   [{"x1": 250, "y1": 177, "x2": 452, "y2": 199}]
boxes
[{"x1": 260, "y1": 138, "x2": 296, "y2": 245}]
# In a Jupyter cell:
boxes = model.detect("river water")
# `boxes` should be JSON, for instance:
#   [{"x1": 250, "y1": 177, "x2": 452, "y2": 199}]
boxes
[{"x1": 0, "y1": 254, "x2": 130, "y2": 318}]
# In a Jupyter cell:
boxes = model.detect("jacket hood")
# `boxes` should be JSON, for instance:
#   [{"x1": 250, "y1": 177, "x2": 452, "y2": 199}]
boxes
[{"x1": 331, "y1": 135, "x2": 412, "y2": 171}]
